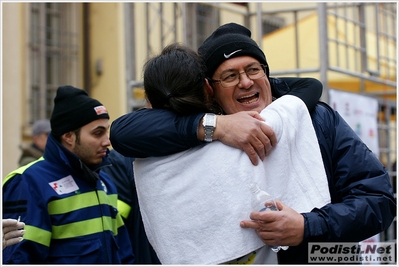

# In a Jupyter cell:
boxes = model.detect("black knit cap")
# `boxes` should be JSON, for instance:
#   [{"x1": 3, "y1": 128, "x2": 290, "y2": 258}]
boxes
[
  {"x1": 50, "y1": 85, "x2": 109, "y2": 136},
  {"x1": 198, "y1": 22, "x2": 269, "y2": 79}
]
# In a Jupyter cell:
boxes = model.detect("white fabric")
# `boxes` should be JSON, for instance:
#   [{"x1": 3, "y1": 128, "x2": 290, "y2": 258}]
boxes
[{"x1": 134, "y1": 95, "x2": 331, "y2": 264}]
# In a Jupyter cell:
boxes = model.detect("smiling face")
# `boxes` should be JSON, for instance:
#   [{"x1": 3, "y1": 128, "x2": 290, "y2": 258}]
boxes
[{"x1": 211, "y1": 56, "x2": 273, "y2": 114}]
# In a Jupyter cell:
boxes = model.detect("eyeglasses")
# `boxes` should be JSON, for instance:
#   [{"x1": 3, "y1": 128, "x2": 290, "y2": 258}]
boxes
[{"x1": 209, "y1": 63, "x2": 267, "y2": 88}]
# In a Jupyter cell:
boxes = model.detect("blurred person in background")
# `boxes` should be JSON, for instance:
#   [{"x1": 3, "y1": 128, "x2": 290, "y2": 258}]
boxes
[{"x1": 18, "y1": 119, "x2": 51, "y2": 166}]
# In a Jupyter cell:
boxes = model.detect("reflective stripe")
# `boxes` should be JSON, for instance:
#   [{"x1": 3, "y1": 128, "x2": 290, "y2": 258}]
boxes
[
  {"x1": 47, "y1": 190, "x2": 124, "y2": 239},
  {"x1": 2, "y1": 157, "x2": 44, "y2": 186},
  {"x1": 117, "y1": 199, "x2": 131, "y2": 219},
  {"x1": 23, "y1": 215, "x2": 125, "y2": 244},
  {"x1": 3, "y1": 158, "x2": 126, "y2": 244},
  {"x1": 48, "y1": 191, "x2": 118, "y2": 215},
  {"x1": 51, "y1": 216, "x2": 123, "y2": 239},
  {"x1": 24, "y1": 224, "x2": 52, "y2": 247}
]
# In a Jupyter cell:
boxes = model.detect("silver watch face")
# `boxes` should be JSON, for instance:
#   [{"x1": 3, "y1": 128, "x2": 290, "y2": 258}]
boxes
[
  {"x1": 209, "y1": 115, "x2": 216, "y2": 125},
  {"x1": 203, "y1": 114, "x2": 216, "y2": 142},
  {"x1": 203, "y1": 113, "x2": 216, "y2": 127}
]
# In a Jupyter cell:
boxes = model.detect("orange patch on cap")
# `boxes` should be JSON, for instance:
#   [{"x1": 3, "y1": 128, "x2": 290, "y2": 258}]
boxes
[{"x1": 94, "y1": 105, "x2": 108, "y2": 115}]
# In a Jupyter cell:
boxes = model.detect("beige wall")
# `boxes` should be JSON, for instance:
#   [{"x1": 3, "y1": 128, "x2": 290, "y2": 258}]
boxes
[
  {"x1": 89, "y1": 3, "x2": 127, "y2": 126},
  {"x1": 2, "y1": 3, "x2": 25, "y2": 178},
  {"x1": 1, "y1": 2, "x2": 128, "y2": 177}
]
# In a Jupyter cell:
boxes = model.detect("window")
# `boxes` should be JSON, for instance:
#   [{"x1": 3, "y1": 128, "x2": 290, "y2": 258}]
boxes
[
  {"x1": 185, "y1": 3, "x2": 220, "y2": 51},
  {"x1": 29, "y1": 3, "x2": 80, "y2": 123},
  {"x1": 195, "y1": 4, "x2": 220, "y2": 49}
]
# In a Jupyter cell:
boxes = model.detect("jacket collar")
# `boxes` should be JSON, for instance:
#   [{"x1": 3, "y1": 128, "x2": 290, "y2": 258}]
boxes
[{"x1": 43, "y1": 133, "x2": 111, "y2": 185}]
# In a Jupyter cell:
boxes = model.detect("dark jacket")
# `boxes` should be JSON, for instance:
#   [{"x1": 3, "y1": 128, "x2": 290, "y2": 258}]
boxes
[
  {"x1": 277, "y1": 102, "x2": 396, "y2": 263},
  {"x1": 101, "y1": 149, "x2": 160, "y2": 264},
  {"x1": 109, "y1": 77, "x2": 396, "y2": 264},
  {"x1": 2, "y1": 134, "x2": 135, "y2": 264}
]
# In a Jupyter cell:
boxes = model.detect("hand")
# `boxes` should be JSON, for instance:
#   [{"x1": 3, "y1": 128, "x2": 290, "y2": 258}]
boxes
[
  {"x1": 3, "y1": 218, "x2": 25, "y2": 249},
  {"x1": 214, "y1": 111, "x2": 277, "y2": 165},
  {"x1": 240, "y1": 200, "x2": 304, "y2": 246}
]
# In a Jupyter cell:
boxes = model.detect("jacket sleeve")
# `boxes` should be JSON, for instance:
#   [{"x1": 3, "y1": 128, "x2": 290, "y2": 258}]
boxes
[
  {"x1": 3, "y1": 174, "x2": 51, "y2": 263},
  {"x1": 116, "y1": 223, "x2": 136, "y2": 264},
  {"x1": 101, "y1": 150, "x2": 135, "y2": 219},
  {"x1": 110, "y1": 108, "x2": 204, "y2": 158},
  {"x1": 273, "y1": 77, "x2": 322, "y2": 111},
  {"x1": 110, "y1": 77, "x2": 322, "y2": 158},
  {"x1": 302, "y1": 103, "x2": 396, "y2": 242}
]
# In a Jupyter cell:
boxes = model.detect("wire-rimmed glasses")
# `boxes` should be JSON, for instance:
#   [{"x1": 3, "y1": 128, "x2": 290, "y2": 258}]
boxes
[{"x1": 209, "y1": 63, "x2": 267, "y2": 88}]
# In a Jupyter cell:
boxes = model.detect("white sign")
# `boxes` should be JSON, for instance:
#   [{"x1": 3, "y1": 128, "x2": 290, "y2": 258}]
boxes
[{"x1": 329, "y1": 90, "x2": 379, "y2": 157}]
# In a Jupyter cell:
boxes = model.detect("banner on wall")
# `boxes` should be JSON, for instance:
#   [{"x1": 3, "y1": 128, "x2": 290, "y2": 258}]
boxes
[{"x1": 329, "y1": 89, "x2": 379, "y2": 157}]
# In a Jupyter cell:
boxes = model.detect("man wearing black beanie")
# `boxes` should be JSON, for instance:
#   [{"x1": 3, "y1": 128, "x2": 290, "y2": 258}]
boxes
[
  {"x1": 110, "y1": 22, "x2": 395, "y2": 265},
  {"x1": 3, "y1": 85, "x2": 135, "y2": 264}
]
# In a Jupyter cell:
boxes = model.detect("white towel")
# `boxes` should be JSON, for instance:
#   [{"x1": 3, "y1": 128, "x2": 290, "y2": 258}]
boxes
[{"x1": 134, "y1": 95, "x2": 330, "y2": 264}]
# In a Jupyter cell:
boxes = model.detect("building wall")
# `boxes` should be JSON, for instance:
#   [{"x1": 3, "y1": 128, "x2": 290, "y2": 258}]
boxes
[
  {"x1": 1, "y1": 3, "x2": 128, "y2": 178},
  {"x1": 2, "y1": 3, "x2": 25, "y2": 177},
  {"x1": 88, "y1": 3, "x2": 127, "y2": 126}
]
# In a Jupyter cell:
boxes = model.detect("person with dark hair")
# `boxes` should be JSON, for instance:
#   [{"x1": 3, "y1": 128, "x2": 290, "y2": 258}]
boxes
[
  {"x1": 2, "y1": 86, "x2": 134, "y2": 264},
  {"x1": 111, "y1": 23, "x2": 396, "y2": 264},
  {"x1": 144, "y1": 44, "x2": 210, "y2": 114}
]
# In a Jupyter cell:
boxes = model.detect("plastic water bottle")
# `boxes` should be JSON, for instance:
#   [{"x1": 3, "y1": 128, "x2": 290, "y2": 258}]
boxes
[{"x1": 249, "y1": 183, "x2": 289, "y2": 253}]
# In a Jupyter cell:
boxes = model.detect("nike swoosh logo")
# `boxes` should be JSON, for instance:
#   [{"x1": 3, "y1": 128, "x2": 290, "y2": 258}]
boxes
[{"x1": 224, "y1": 49, "x2": 242, "y2": 58}]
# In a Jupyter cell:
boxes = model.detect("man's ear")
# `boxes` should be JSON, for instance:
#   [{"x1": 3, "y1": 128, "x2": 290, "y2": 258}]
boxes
[
  {"x1": 204, "y1": 78, "x2": 214, "y2": 97},
  {"x1": 61, "y1": 132, "x2": 75, "y2": 146}
]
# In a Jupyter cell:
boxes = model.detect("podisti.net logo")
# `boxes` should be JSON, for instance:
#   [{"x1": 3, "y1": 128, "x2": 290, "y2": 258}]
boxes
[{"x1": 308, "y1": 242, "x2": 396, "y2": 264}]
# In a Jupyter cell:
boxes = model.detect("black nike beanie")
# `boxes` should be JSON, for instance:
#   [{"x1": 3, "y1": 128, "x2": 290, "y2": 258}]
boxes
[{"x1": 198, "y1": 22, "x2": 269, "y2": 78}]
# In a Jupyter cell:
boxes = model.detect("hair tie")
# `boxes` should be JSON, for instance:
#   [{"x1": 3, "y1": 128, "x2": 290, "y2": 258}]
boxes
[{"x1": 166, "y1": 93, "x2": 174, "y2": 99}]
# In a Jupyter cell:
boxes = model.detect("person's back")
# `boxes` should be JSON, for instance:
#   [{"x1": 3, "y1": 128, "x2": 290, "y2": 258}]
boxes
[
  {"x1": 18, "y1": 119, "x2": 51, "y2": 166},
  {"x1": 3, "y1": 86, "x2": 134, "y2": 264},
  {"x1": 133, "y1": 94, "x2": 330, "y2": 264},
  {"x1": 102, "y1": 149, "x2": 160, "y2": 264}
]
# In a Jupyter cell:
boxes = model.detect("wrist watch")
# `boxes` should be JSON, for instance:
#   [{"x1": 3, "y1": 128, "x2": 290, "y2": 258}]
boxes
[{"x1": 202, "y1": 113, "x2": 216, "y2": 142}]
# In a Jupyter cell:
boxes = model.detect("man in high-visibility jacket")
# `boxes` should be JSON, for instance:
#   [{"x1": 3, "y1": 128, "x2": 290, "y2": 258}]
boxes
[{"x1": 2, "y1": 85, "x2": 135, "y2": 264}]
